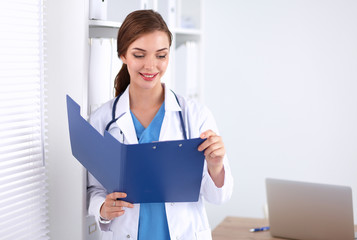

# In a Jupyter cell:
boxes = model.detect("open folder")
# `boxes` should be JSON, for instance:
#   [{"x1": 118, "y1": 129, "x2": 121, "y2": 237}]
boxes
[{"x1": 66, "y1": 95, "x2": 205, "y2": 203}]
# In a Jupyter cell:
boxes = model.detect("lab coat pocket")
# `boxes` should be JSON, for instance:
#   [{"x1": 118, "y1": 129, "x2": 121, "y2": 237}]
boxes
[
  {"x1": 195, "y1": 229, "x2": 212, "y2": 240},
  {"x1": 101, "y1": 230, "x2": 113, "y2": 240}
]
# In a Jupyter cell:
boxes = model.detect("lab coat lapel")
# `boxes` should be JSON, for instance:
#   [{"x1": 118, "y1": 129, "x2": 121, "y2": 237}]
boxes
[
  {"x1": 112, "y1": 85, "x2": 138, "y2": 144},
  {"x1": 117, "y1": 113, "x2": 138, "y2": 144},
  {"x1": 160, "y1": 85, "x2": 184, "y2": 141}
]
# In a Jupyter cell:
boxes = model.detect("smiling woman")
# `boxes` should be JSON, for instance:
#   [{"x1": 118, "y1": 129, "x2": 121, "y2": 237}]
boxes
[{"x1": 87, "y1": 9, "x2": 233, "y2": 240}]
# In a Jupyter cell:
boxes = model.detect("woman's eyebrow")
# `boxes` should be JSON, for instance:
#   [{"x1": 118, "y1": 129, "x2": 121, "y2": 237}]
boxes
[
  {"x1": 132, "y1": 47, "x2": 146, "y2": 52},
  {"x1": 131, "y1": 47, "x2": 168, "y2": 52},
  {"x1": 156, "y1": 48, "x2": 168, "y2": 52}
]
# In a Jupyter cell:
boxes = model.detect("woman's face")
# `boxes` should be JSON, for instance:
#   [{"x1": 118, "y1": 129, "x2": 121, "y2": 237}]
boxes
[{"x1": 121, "y1": 31, "x2": 170, "y2": 91}]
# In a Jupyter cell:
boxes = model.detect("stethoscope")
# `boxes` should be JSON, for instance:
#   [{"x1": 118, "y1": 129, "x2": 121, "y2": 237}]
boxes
[{"x1": 105, "y1": 90, "x2": 187, "y2": 140}]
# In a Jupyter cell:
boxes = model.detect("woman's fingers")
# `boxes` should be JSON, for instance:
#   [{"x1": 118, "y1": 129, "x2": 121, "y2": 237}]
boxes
[
  {"x1": 203, "y1": 142, "x2": 225, "y2": 159},
  {"x1": 111, "y1": 199, "x2": 134, "y2": 209},
  {"x1": 199, "y1": 129, "x2": 215, "y2": 140},
  {"x1": 198, "y1": 130, "x2": 226, "y2": 187},
  {"x1": 108, "y1": 192, "x2": 127, "y2": 199},
  {"x1": 198, "y1": 130, "x2": 225, "y2": 159},
  {"x1": 105, "y1": 208, "x2": 126, "y2": 219},
  {"x1": 101, "y1": 192, "x2": 134, "y2": 220},
  {"x1": 105, "y1": 192, "x2": 134, "y2": 208},
  {"x1": 198, "y1": 135, "x2": 222, "y2": 152}
]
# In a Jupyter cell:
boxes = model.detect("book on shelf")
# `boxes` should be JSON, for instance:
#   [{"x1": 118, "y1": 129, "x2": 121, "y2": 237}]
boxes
[
  {"x1": 89, "y1": 0, "x2": 107, "y2": 20},
  {"x1": 175, "y1": 41, "x2": 199, "y2": 100},
  {"x1": 89, "y1": 38, "x2": 122, "y2": 113}
]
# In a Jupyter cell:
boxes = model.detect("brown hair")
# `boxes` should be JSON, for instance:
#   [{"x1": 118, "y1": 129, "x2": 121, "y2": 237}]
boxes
[{"x1": 114, "y1": 10, "x2": 172, "y2": 96}]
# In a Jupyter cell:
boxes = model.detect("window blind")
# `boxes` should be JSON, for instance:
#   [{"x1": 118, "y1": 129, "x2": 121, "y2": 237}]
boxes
[{"x1": 0, "y1": 0, "x2": 49, "y2": 239}]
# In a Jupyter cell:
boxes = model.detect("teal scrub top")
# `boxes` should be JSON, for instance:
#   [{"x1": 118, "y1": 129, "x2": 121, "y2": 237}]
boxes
[{"x1": 130, "y1": 103, "x2": 170, "y2": 240}]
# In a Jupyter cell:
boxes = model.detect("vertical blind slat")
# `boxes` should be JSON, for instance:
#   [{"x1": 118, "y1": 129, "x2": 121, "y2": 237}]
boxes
[{"x1": 0, "y1": 0, "x2": 48, "y2": 239}]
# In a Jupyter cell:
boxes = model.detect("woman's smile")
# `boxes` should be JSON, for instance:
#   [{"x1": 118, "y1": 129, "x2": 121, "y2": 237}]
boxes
[{"x1": 139, "y1": 72, "x2": 159, "y2": 81}]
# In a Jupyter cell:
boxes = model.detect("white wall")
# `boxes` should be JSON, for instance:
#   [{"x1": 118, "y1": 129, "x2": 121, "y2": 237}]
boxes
[
  {"x1": 204, "y1": 0, "x2": 357, "y2": 229},
  {"x1": 46, "y1": 0, "x2": 88, "y2": 239}
]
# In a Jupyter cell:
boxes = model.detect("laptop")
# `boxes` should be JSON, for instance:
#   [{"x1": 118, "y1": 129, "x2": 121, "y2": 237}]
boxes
[{"x1": 266, "y1": 178, "x2": 356, "y2": 240}]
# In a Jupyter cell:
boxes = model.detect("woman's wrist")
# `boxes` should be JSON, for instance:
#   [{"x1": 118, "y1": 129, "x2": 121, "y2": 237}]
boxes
[
  {"x1": 208, "y1": 164, "x2": 225, "y2": 188},
  {"x1": 99, "y1": 202, "x2": 111, "y2": 224},
  {"x1": 99, "y1": 214, "x2": 111, "y2": 224}
]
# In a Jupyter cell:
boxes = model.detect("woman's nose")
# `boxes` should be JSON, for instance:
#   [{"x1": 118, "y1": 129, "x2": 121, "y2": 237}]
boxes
[{"x1": 144, "y1": 57, "x2": 155, "y2": 70}]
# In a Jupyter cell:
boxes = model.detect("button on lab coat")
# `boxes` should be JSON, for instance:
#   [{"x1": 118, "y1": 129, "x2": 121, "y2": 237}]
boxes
[{"x1": 87, "y1": 84, "x2": 233, "y2": 240}]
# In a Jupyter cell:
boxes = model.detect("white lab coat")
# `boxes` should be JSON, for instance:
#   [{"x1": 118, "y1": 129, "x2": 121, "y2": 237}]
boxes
[{"x1": 87, "y1": 84, "x2": 233, "y2": 240}]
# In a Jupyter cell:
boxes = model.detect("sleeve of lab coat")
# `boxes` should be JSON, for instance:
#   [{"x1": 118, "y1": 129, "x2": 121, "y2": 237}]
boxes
[
  {"x1": 87, "y1": 173, "x2": 112, "y2": 231},
  {"x1": 87, "y1": 109, "x2": 112, "y2": 231},
  {"x1": 189, "y1": 102, "x2": 234, "y2": 204}
]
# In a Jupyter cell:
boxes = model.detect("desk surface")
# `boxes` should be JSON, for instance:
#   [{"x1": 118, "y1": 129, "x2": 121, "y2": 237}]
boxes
[
  {"x1": 212, "y1": 217, "x2": 278, "y2": 240},
  {"x1": 212, "y1": 217, "x2": 357, "y2": 240}
]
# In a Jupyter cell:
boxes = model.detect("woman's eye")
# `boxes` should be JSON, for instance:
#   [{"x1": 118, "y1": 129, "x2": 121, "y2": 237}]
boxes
[
  {"x1": 157, "y1": 55, "x2": 167, "y2": 59},
  {"x1": 133, "y1": 54, "x2": 144, "y2": 58}
]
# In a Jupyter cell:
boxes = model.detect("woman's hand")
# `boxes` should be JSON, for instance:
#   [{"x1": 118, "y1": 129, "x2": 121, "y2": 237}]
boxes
[
  {"x1": 198, "y1": 130, "x2": 225, "y2": 187},
  {"x1": 100, "y1": 192, "x2": 134, "y2": 221}
]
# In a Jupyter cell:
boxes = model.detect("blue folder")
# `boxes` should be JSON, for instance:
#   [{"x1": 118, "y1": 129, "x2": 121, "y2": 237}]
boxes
[{"x1": 66, "y1": 95, "x2": 205, "y2": 203}]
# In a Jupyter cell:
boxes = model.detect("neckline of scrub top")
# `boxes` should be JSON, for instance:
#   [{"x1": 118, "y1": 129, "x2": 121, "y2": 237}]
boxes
[{"x1": 130, "y1": 102, "x2": 165, "y2": 143}]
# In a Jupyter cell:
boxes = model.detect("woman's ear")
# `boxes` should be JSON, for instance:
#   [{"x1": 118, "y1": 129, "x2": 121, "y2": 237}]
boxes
[{"x1": 120, "y1": 55, "x2": 127, "y2": 64}]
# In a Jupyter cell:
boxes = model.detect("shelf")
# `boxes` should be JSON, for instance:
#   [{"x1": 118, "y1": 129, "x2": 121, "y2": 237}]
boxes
[
  {"x1": 174, "y1": 28, "x2": 202, "y2": 36},
  {"x1": 88, "y1": 20, "x2": 202, "y2": 41},
  {"x1": 88, "y1": 19, "x2": 121, "y2": 38},
  {"x1": 174, "y1": 28, "x2": 202, "y2": 47},
  {"x1": 89, "y1": 19, "x2": 122, "y2": 28}
]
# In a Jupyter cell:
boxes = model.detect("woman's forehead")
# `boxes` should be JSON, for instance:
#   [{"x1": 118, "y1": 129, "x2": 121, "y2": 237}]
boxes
[{"x1": 128, "y1": 31, "x2": 170, "y2": 51}]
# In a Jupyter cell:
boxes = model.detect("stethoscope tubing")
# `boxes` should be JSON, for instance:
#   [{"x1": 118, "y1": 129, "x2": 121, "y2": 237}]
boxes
[{"x1": 105, "y1": 90, "x2": 187, "y2": 140}]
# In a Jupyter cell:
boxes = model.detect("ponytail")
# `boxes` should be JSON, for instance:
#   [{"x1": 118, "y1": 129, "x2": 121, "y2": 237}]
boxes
[{"x1": 114, "y1": 64, "x2": 130, "y2": 97}]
